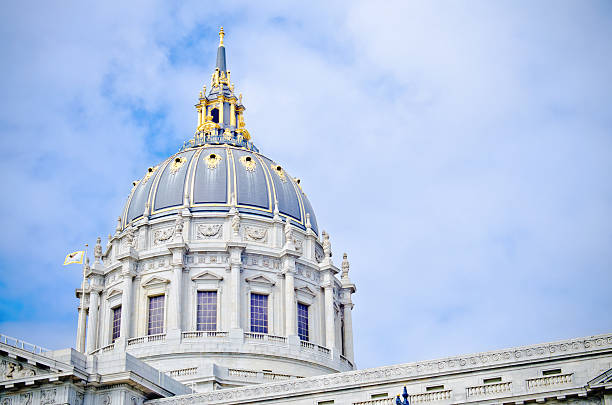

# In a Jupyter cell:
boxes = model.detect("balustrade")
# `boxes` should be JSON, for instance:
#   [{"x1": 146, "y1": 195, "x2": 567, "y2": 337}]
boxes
[
  {"x1": 527, "y1": 373, "x2": 573, "y2": 389},
  {"x1": 466, "y1": 382, "x2": 512, "y2": 397}
]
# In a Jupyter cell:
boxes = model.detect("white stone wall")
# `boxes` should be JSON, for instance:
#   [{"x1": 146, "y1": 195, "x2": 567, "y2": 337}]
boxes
[
  {"x1": 78, "y1": 209, "x2": 357, "y2": 392},
  {"x1": 144, "y1": 334, "x2": 612, "y2": 405}
]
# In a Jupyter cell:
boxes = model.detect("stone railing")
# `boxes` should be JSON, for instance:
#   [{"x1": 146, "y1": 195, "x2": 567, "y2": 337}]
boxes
[
  {"x1": 182, "y1": 331, "x2": 228, "y2": 339},
  {"x1": 244, "y1": 332, "x2": 287, "y2": 344},
  {"x1": 466, "y1": 382, "x2": 512, "y2": 397},
  {"x1": 527, "y1": 373, "x2": 573, "y2": 390},
  {"x1": 127, "y1": 333, "x2": 166, "y2": 346},
  {"x1": 0, "y1": 334, "x2": 49, "y2": 354},
  {"x1": 340, "y1": 354, "x2": 354, "y2": 368},
  {"x1": 90, "y1": 342, "x2": 115, "y2": 355},
  {"x1": 168, "y1": 367, "x2": 198, "y2": 377},
  {"x1": 353, "y1": 398, "x2": 394, "y2": 405},
  {"x1": 300, "y1": 340, "x2": 331, "y2": 355},
  {"x1": 228, "y1": 369, "x2": 259, "y2": 379},
  {"x1": 263, "y1": 372, "x2": 292, "y2": 381},
  {"x1": 410, "y1": 390, "x2": 452, "y2": 403}
]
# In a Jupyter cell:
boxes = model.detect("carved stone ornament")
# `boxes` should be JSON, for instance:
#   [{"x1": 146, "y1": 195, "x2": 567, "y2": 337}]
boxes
[
  {"x1": 101, "y1": 393, "x2": 111, "y2": 405},
  {"x1": 271, "y1": 163, "x2": 287, "y2": 182},
  {"x1": 153, "y1": 227, "x2": 174, "y2": 245},
  {"x1": 231, "y1": 213, "x2": 240, "y2": 236},
  {"x1": 40, "y1": 389, "x2": 57, "y2": 405},
  {"x1": 197, "y1": 224, "x2": 222, "y2": 239},
  {"x1": 245, "y1": 225, "x2": 267, "y2": 242},
  {"x1": 169, "y1": 157, "x2": 187, "y2": 174},
  {"x1": 20, "y1": 393, "x2": 32, "y2": 405},
  {"x1": 0, "y1": 360, "x2": 36, "y2": 381},
  {"x1": 293, "y1": 238, "x2": 303, "y2": 253},
  {"x1": 140, "y1": 165, "x2": 158, "y2": 185},
  {"x1": 315, "y1": 248, "x2": 324, "y2": 263},
  {"x1": 94, "y1": 236, "x2": 102, "y2": 262},
  {"x1": 239, "y1": 155, "x2": 256, "y2": 172},
  {"x1": 205, "y1": 153, "x2": 222, "y2": 169},
  {"x1": 125, "y1": 225, "x2": 137, "y2": 249}
]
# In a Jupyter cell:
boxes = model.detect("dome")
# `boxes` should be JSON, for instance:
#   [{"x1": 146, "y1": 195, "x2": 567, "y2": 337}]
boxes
[{"x1": 121, "y1": 145, "x2": 319, "y2": 235}]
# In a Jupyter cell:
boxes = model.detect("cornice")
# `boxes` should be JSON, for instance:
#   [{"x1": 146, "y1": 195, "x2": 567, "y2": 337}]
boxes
[{"x1": 147, "y1": 333, "x2": 612, "y2": 405}]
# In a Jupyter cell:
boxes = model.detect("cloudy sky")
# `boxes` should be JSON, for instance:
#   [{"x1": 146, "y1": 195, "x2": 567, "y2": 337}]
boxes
[{"x1": 1, "y1": 1, "x2": 611, "y2": 369}]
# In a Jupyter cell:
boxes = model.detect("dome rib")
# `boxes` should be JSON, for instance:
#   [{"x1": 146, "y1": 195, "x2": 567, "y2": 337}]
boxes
[{"x1": 121, "y1": 145, "x2": 318, "y2": 234}]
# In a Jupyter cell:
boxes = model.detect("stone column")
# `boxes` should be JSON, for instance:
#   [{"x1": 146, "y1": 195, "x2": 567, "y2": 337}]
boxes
[
  {"x1": 342, "y1": 303, "x2": 354, "y2": 361},
  {"x1": 75, "y1": 298, "x2": 86, "y2": 353},
  {"x1": 324, "y1": 285, "x2": 335, "y2": 349},
  {"x1": 119, "y1": 269, "x2": 133, "y2": 342},
  {"x1": 228, "y1": 244, "x2": 245, "y2": 330},
  {"x1": 86, "y1": 289, "x2": 100, "y2": 353},
  {"x1": 230, "y1": 262, "x2": 241, "y2": 329},
  {"x1": 285, "y1": 270, "x2": 296, "y2": 336},
  {"x1": 168, "y1": 263, "x2": 183, "y2": 331}
]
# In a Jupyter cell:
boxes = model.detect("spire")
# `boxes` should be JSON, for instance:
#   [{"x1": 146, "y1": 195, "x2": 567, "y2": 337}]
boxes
[
  {"x1": 216, "y1": 27, "x2": 227, "y2": 72},
  {"x1": 183, "y1": 27, "x2": 258, "y2": 153}
]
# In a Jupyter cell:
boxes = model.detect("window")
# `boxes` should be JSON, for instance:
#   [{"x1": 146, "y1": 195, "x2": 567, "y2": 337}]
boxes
[
  {"x1": 426, "y1": 385, "x2": 445, "y2": 392},
  {"x1": 483, "y1": 377, "x2": 502, "y2": 384},
  {"x1": 543, "y1": 368, "x2": 562, "y2": 376},
  {"x1": 197, "y1": 291, "x2": 217, "y2": 331},
  {"x1": 111, "y1": 306, "x2": 121, "y2": 342},
  {"x1": 250, "y1": 293, "x2": 268, "y2": 333},
  {"x1": 147, "y1": 295, "x2": 165, "y2": 335},
  {"x1": 297, "y1": 303, "x2": 309, "y2": 341},
  {"x1": 211, "y1": 108, "x2": 219, "y2": 123},
  {"x1": 371, "y1": 393, "x2": 388, "y2": 399}
]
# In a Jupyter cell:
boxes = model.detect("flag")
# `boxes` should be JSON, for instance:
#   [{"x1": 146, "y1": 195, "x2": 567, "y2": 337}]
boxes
[{"x1": 64, "y1": 251, "x2": 85, "y2": 265}]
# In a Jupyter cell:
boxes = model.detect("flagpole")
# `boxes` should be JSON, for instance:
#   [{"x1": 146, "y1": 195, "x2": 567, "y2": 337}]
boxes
[{"x1": 76, "y1": 244, "x2": 89, "y2": 353}]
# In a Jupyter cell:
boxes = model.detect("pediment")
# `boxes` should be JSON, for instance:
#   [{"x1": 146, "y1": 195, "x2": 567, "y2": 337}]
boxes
[
  {"x1": 588, "y1": 367, "x2": 612, "y2": 388},
  {"x1": 295, "y1": 285, "x2": 317, "y2": 297},
  {"x1": 141, "y1": 276, "x2": 170, "y2": 288},
  {"x1": 191, "y1": 270, "x2": 223, "y2": 281},
  {"x1": 245, "y1": 274, "x2": 275, "y2": 286},
  {"x1": 0, "y1": 356, "x2": 39, "y2": 382},
  {"x1": 0, "y1": 348, "x2": 75, "y2": 387},
  {"x1": 107, "y1": 288, "x2": 122, "y2": 298}
]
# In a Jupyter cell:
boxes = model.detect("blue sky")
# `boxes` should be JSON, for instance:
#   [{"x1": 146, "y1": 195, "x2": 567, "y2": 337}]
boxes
[{"x1": 0, "y1": 1, "x2": 611, "y2": 369}]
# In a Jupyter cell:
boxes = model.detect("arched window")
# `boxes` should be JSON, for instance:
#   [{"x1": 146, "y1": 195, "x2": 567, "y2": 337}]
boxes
[{"x1": 211, "y1": 108, "x2": 219, "y2": 123}]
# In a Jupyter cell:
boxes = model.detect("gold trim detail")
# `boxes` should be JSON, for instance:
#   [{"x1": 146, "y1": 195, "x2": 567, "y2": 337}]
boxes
[
  {"x1": 271, "y1": 163, "x2": 287, "y2": 182},
  {"x1": 170, "y1": 157, "x2": 187, "y2": 174},
  {"x1": 239, "y1": 155, "x2": 256, "y2": 172},
  {"x1": 205, "y1": 153, "x2": 222, "y2": 170}
]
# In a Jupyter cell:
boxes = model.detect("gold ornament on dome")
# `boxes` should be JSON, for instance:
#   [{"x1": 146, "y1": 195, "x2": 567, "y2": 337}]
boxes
[
  {"x1": 235, "y1": 116, "x2": 251, "y2": 141},
  {"x1": 271, "y1": 163, "x2": 287, "y2": 182},
  {"x1": 205, "y1": 153, "x2": 222, "y2": 170},
  {"x1": 223, "y1": 127, "x2": 232, "y2": 140},
  {"x1": 170, "y1": 157, "x2": 186, "y2": 174},
  {"x1": 239, "y1": 155, "x2": 256, "y2": 172},
  {"x1": 197, "y1": 115, "x2": 219, "y2": 133},
  {"x1": 141, "y1": 165, "x2": 158, "y2": 185}
]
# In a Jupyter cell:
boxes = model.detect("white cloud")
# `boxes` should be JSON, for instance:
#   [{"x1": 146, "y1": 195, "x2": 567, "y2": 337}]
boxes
[{"x1": 0, "y1": 1, "x2": 610, "y2": 369}]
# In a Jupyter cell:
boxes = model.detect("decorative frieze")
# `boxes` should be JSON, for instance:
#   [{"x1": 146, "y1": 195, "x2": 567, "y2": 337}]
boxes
[
  {"x1": 153, "y1": 227, "x2": 175, "y2": 245},
  {"x1": 196, "y1": 224, "x2": 222, "y2": 239},
  {"x1": 244, "y1": 225, "x2": 267, "y2": 242}
]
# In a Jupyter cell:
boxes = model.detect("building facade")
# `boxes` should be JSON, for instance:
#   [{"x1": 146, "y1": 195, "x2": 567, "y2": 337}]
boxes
[{"x1": 1, "y1": 28, "x2": 611, "y2": 405}]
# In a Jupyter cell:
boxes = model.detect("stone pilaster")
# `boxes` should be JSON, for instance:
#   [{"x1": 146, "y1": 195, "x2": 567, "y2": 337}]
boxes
[
  {"x1": 227, "y1": 242, "x2": 246, "y2": 331},
  {"x1": 281, "y1": 249, "x2": 299, "y2": 337},
  {"x1": 86, "y1": 287, "x2": 101, "y2": 354},
  {"x1": 167, "y1": 238, "x2": 187, "y2": 337},
  {"x1": 323, "y1": 284, "x2": 335, "y2": 349},
  {"x1": 75, "y1": 295, "x2": 86, "y2": 353},
  {"x1": 342, "y1": 302, "x2": 354, "y2": 361}
]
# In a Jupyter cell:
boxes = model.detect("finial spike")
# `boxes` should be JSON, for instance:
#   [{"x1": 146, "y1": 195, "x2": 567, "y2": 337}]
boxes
[{"x1": 219, "y1": 27, "x2": 225, "y2": 46}]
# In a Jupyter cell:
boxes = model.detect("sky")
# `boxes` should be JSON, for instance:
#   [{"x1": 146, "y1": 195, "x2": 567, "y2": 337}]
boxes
[{"x1": 0, "y1": 1, "x2": 611, "y2": 370}]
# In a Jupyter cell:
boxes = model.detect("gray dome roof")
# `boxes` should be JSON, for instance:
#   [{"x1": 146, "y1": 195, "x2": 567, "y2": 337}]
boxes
[{"x1": 121, "y1": 145, "x2": 318, "y2": 234}]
